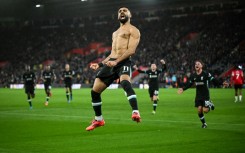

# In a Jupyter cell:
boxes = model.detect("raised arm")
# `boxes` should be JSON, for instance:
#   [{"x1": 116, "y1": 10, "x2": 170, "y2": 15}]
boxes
[{"x1": 159, "y1": 59, "x2": 167, "y2": 72}]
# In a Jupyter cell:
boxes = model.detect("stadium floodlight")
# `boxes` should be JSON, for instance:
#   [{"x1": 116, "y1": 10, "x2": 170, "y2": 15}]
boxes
[
  {"x1": 81, "y1": 0, "x2": 87, "y2": 1},
  {"x1": 36, "y1": 4, "x2": 41, "y2": 8}
]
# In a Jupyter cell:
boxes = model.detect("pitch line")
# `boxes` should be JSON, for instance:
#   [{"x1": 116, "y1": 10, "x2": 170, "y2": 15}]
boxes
[{"x1": 0, "y1": 111, "x2": 245, "y2": 126}]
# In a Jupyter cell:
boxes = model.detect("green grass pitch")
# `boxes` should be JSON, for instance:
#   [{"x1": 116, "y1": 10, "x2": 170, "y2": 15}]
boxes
[{"x1": 0, "y1": 88, "x2": 244, "y2": 153}]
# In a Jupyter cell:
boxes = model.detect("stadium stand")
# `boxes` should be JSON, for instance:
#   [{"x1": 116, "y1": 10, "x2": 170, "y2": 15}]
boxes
[{"x1": 0, "y1": 1, "x2": 244, "y2": 88}]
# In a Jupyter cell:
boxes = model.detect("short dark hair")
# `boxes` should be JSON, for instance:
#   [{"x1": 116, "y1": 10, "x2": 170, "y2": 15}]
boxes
[{"x1": 195, "y1": 60, "x2": 204, "y2": 67}]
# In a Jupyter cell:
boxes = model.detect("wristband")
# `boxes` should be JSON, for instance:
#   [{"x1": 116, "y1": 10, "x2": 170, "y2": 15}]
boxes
[{"x1": 98, "y1": 63, "x2": 104, "y2": 67}]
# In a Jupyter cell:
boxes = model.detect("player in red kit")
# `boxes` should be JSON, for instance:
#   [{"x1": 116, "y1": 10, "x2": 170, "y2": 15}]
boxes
[{"x1": 231, "y1": 65, "x2": 244, "y2": 102}]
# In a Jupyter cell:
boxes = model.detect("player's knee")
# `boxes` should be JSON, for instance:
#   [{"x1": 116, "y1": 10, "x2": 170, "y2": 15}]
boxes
[
  {"x1": 197, "y1": 107, "x2": 203, "y2": 114},
  {"x1": 120, "y1": 80, "x2": 135, "y2": 96},
  {"x1": 91, "y1": 90, "x2": 101, "y2": 102}
]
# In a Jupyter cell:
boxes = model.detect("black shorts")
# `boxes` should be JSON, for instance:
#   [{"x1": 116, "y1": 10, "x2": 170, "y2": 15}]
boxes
[
  {"x1": 96, "y1": 58, "x2": 132, "y2": 87},
  {"x1": 234, "y1": 84, "x2": 243, "y2": 90},
  {"x1": 195, "y1": 99, "x2": 212, "y2": 107},
  {"x1": 44, "y1": 83, "x2": 51, "y2": 91},
  {"x1": 25, "y1": 85, "x2": 35, "y2": 95},
  {"x1": 65, "y1": 82, "x2": 72, "y2": 88},
  {"x1": 148, "y1": 87, "x2": 159, "y2": 98}
]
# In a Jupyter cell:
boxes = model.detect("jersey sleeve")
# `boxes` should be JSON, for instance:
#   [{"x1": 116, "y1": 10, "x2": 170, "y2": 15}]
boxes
[
  {"x1": 183, "y1": 74, "x2": 194, "y2": 91},
  {"x1": 241, "y1": 70, "x2": 244, "y2": 83},
  {"x1": 208, "y1": 72, "x2": 214, "y2": 81},
  {"x1": 207, "y1": 72, "x2": 221, "y2": 85},
  {"x1": 137, "y1": 69, "x2": 147, "y2": 74},
  {"x1": 158, "y1": 64, "x2": 167, "y2": 72}
]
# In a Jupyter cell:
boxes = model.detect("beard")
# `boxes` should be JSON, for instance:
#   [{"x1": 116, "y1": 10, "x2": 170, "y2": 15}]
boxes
[{"x1": 119, "y1": 16, "x2": 129, "y2": 24}]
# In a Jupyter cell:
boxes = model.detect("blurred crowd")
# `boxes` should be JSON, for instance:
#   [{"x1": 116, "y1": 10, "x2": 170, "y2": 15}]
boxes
[{"x1": 0, "y1": 2, "x2": 244, "y2": 87}]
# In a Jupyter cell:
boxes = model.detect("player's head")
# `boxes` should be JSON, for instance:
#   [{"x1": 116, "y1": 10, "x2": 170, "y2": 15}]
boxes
[
  {"x1": 151, "y1": 64, "x2": 157, "y2": 71},
  {"x1": 25, "y1": 65, "x2": 30, "y2": 71},
  {"x1": 118, "y1": 7, "x2": 131, "y2": 24},
  {"x1": 65, "y1": 64, "x2": 70, "y2": 71},
  {"x1": 195, "y1": 60, "x2": 204, "y2": 71},
  {"x1": 45, "y1": 65, "x2": 50, "y2": 71}
]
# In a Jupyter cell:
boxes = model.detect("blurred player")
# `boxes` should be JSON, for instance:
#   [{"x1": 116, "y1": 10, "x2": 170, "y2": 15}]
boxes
[
  {"x1": 86, "y1": 7, "x2": 141, "y2": 131},
  {"x1": 62, "y1": 64, "x2": 74, "y2": 103},
  {"x1": 231, "y1": 65, "x2": 244, "y2": 102},
  {"x1": 178, "y1": 60, "x2": 215, "y2": 128},
  {"x1": 23, "y1": 65, "x2": 36, "y2": 109},
  {"x1": 133, "y1": 59, "x2": 166, "y2": 114},
  {"x1": 42, "y1": 65, "x2": 56, "y2": 106}
]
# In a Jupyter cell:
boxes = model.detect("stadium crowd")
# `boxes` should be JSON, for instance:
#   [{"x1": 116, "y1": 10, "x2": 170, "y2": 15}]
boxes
[{"x1": 0, "y1": 2, "x2": 244, "y2": 88}]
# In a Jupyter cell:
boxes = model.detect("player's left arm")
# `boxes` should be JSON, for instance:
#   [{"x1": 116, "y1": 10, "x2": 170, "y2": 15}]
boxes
[
  {"x1": 159, "y1": 59, "x2": 167, "y2": 72},
  {"x1": 241, "y1": 71, "x2": 244, "y2": 83},
  {"x1": 33, "y1": 72, "x2": 37, "y2": 87},
  {"x1": 52, "y1": 71, "x2": 57, "y2": 82},
  {"x1": 115, "y1": 27, "x2": 140, "y2": 64},
  {"x1": 71, "y1": 71, "x2": 75, "y2": 78},
  {"x1": 208, "y1": 72, "x2": 220, "y2": 85}
]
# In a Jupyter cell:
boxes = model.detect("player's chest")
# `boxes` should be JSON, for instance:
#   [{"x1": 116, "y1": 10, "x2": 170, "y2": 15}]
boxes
[
  {"x1": 194, "y1": 75, "x2": 206, "y2": 82},
  {"x1": 25, "y1": 74, "x2": 33, "y2": 78},
  {"x1": 113, "y1": 29, "x2": 130, "y2": 39},
  {"x1": 149, "y1": 71, "x2": 158, "y2": 78},
  {"x1": 44, "y1": 72, "x2": 52, "y2": 77}
]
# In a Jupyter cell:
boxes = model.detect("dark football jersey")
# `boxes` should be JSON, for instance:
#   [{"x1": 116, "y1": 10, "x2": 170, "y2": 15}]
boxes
[
  {"x1": 183, "y1": 71, "x2": 214, "y2": 100},
  {"x1": 42, "y1": 71, "x2": 55, "y2": 84},
  {"x1": 23, "y1": 71, "x2": 35, "y2": 86},
  {"x1": 62, "y1": 70, "x2": 74, "y2": 84},
  {"x1": 138, "y1": 64, "x2": 166, "y2": 88}
]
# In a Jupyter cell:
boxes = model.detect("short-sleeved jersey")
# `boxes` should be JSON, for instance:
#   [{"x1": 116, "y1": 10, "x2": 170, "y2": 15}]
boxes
[
  {"x1": 62, "y1": 70, "x2": 74, "y2": 84},
  {"x1": 138, "y1": 64, "x2": 166, "y2": 88},
  {"x1": 183, "y1": 71, "x2": 214, "y2": 101},
  {"x1": 231, "y1": 69, "x2": 244, "y2": 85},
  {"x1": 42, "y1": 71, "x2": 55, "y2": 84},
  {"x1": 23, "y1": 71, "x2": 35, "y2": 86}
]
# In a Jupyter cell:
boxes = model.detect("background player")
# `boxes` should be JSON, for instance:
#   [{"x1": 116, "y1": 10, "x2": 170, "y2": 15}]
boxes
[
  {"x1": 178, "y1": 60, "x2": 215, "y2": 128},
  {"x1": 42, "y1": 65, "x2": 56, "y2": 106},
  {"x1": 86, "y1": 7, "x2": 141, "y2": 131},
  {"x1": 61, "y1": 64, "x2": 74, "y2": 103},
  {"x1": 23, "y1": 65, "x2": 36, "y2": 109},
  {"x1": 133, "y1": 59, "x2": 166, "y2": 114},
  {"x1": 231, "y1": 65, "x2": 244, "y2": 102}
]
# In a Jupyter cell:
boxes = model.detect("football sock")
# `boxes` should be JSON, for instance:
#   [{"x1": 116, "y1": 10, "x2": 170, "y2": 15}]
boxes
[
  {"x1": 239, "y1": 95, "x2": 242, "y2": 101},
  {"x1": 235, "y1": 96, "x2": 238, "y2": 101},
  {"x1": 121, "y1": 80, "x2": 138, "y2": 110},
  {"x1": 153, "y1": 100, "x2": 157, "y2": 111},
  {"x1": 66, "y1": 92, "x2": 69, "y2": 101},
  {"x1": 198, "y1": 113, "x2": 206, "y2": 124},
  {"x1": 27, "y1": 99, "x2": 32, "y2": 107},
  {"x1": 91, "y1": 90, "x2": 102, "y2": 116},
  {"x1": 46, "y1": 97, "x2": 50, "y2": 102},
  {"x1": 70, "y1": 93, "x2": 73, "y2": 101},
  {"x1": 95, "y1": 115, "x2": 103, "y2": 121}
]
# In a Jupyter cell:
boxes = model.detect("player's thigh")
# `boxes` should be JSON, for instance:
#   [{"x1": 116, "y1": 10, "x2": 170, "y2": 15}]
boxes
[
  {"x1": 92, "y1": 78, "x2": 107, "y2": 93},
  {"x1": 119, "y1": 74, "x2": 131, "y2": 82},
  {"x1": 148, "y1": 88, "x2": 154, "y2": 98}
]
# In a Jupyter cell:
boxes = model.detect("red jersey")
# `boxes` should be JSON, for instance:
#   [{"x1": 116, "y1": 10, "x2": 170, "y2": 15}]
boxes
[{"x1": 231, "y1": 69, "x2": 244, "y2": 85}]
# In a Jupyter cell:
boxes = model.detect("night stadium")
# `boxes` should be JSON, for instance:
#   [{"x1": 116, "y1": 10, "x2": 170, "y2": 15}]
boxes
[{"x1": 0, "y1": 0, "x2": 244, "y2": 152}]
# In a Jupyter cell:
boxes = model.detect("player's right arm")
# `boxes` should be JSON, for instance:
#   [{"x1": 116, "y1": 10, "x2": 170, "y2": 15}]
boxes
[
  {"x1": 178, "y1": 74, "x2": 194, "y2": 94},
  {"x1": 90, "y1": 52, "x2": 112, "y2": 71},
  {"x1": 41, "y1": 71, "x2": 46, "y2": 82},
  {"x1": 61, "y1": 72, "x2": 64, "y2": 80},
  {"x1": 133, "y1": 65, "x2": 147, "y2": 73}
]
